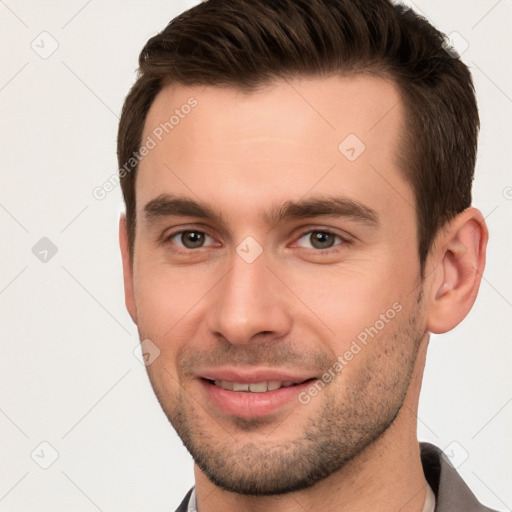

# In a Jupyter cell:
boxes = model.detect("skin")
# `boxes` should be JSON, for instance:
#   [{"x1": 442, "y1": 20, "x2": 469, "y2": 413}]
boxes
[{"x1": 119, "y1": 75, "x2": 488, "y2": 512}]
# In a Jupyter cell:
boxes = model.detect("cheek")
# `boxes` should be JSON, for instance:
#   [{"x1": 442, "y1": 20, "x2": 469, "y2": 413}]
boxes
[
  {"x1": 285, "y1": 261, "x2": 409, "y2": 348},
  {"x1": 132, "y1": 260, "x2": 218, "y2": 352},
  {"x1": 134, "y1": 259, "x2": 194, "y2": 319}
]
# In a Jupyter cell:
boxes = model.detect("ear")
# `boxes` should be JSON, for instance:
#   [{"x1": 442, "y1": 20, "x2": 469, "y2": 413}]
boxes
[
  {"x1": 119, "y1": 213, "x2": 138, "y2": 325},
  {"x1": 426, "y1": 207, "x2": 488, "y2": 334}
]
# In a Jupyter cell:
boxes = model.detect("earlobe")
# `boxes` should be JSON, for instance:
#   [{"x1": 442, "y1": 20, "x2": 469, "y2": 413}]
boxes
[
  {"x1": 426, "y1": 207, "x2": 488, "y2": 334},
  {"x1": 119, "y1": 214, "x2": 138, "y2": 325}
]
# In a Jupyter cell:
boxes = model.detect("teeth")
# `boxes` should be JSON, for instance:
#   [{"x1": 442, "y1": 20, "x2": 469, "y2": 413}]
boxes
[
  {"x1": 267, "y1": 380, "x2": 282, "y2": 391},
  {"x1": 212, "y1": 380, "x2": 299, "y2": 392},
  {"x1": 249, "y1": 382, "x2": 267, "y2": 393},
  {"x1": 215, "y1": 380, "x2": 234, "y2": 391}
]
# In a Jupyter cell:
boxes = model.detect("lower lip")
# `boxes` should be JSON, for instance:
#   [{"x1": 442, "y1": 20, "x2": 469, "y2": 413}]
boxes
[{"x1": 199, "y1": 379, "x2": 313, "y2": 418}]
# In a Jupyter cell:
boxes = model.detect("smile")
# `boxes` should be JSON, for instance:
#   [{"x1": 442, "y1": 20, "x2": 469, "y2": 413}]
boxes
[
  {"x1": 210, "y1": 379, "x2": 302, "y2": 392},
  {"x1": 199, "y1": 374, "x2": 316, "y2": 418}
]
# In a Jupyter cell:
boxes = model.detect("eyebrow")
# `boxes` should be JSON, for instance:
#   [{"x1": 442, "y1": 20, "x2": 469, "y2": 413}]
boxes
[{"x1": 143, "y1": 193, "x2": 379, "y2": 227}]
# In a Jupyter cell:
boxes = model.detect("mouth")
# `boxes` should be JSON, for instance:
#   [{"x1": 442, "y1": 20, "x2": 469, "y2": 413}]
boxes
[
  {"x1": 205, "y1": 378, "x2": 311, "y2": 392},
  {"x1": 197, "y1": 372, "x2": 317, "y2": 418}
]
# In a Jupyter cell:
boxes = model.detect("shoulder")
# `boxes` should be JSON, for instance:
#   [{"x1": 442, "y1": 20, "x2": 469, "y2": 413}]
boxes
[{"x1": 420, "y1": 442, "x2": 500, "y2": 512}]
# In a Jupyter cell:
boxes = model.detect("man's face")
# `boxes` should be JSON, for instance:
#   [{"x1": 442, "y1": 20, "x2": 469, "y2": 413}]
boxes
[{"x1": 123, "y1": 75, "x2": 428, "y2": 494}]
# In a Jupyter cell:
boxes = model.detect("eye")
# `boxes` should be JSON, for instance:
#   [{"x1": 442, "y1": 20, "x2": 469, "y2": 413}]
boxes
[
  {"x1": 167, "y1": 230, "x2": 216, "y2": 249},
  {"x1": 296, "y1": 230, "x2": 346, "y2": 250}
]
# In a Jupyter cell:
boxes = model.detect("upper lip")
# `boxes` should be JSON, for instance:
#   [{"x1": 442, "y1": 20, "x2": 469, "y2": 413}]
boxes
[{"x1": 197, "y1": 367, "x2": 316, "y2": 384}]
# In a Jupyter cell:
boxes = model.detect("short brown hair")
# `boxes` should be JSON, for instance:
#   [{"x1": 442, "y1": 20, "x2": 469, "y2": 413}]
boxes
[{"x1": 117, "y1": 0, "x2": 479, "y2": 272}]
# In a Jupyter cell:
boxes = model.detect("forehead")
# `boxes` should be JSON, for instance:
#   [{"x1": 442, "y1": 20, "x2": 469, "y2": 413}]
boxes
[{"x1": 136, "y1": 74, "x2": 413, "y2": 229}]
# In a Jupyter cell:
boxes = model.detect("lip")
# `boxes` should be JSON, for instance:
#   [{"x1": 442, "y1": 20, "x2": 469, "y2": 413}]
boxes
[
  {"x1": 197, "y1": 367, "x2": 315, "y2": 384},
  {"x1": 196, "y1": 367, "x2": 317, "y2": 419}
]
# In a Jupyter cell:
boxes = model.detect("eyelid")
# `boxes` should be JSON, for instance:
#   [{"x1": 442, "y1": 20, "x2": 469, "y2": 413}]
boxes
[
  {"x1": 291, "y1": 227, "x2": 353, "y2": 248},
  {"x1": 160, "y1": 225, "x2": 353, "y2": 251},
  {"x1": 161, "y1": 226, "x2": 220, "y2": 249},
  {"x1": 171, "y1": 231, "x2": 216, "y2": 248}
]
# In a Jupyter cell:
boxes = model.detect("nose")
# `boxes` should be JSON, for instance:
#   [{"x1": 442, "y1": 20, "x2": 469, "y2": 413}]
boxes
[{"x1": 205, "y1": 250, "x2": 293, "y2": 346}]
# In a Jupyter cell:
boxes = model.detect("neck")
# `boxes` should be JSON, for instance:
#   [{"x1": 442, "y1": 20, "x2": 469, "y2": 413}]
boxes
[{"x1": 194, "y1": 337, "x2": 430, "y2": 512}]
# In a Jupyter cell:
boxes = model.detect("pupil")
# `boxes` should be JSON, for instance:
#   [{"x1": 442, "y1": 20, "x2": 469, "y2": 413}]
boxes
[
  {"x1": 311, "y1": 231, "x2": 334, "y2": 249},
  {"x1": 183, "y1": 231, "x2": 204, "y2": 248}
]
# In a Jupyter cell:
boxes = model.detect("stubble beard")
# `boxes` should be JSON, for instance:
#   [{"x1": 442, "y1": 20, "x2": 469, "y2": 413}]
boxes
[{"x1": 146, "y1": 295, "x2": 425, "y2": 496}]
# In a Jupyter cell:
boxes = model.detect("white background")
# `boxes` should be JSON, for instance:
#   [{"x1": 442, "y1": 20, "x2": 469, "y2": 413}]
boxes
[{"x1": 0, "y1": 1, "x2": 511, "y2": 510}]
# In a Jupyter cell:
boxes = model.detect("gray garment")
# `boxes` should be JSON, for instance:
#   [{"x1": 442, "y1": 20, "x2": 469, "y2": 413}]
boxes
[
  {"x1": 421, "y1": 442, "x2": 499, "y2": 512},
  {"x1": 175, "y1": 442, "x2": 500, "y2": 511}
]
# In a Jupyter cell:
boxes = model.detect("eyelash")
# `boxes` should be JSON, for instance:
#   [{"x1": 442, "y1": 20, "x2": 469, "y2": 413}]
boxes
[
  {"x1": 295, "y1": 230, "x2": 348, "y2": 252},
  {"x1": 163, "y1": 228, "x2": 350, "y2": 254}
]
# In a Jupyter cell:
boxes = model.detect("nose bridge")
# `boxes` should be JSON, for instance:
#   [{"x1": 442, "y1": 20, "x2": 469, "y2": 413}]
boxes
[{"x1": 206, "y1": 249, "x2": 292, "y2": 345}]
